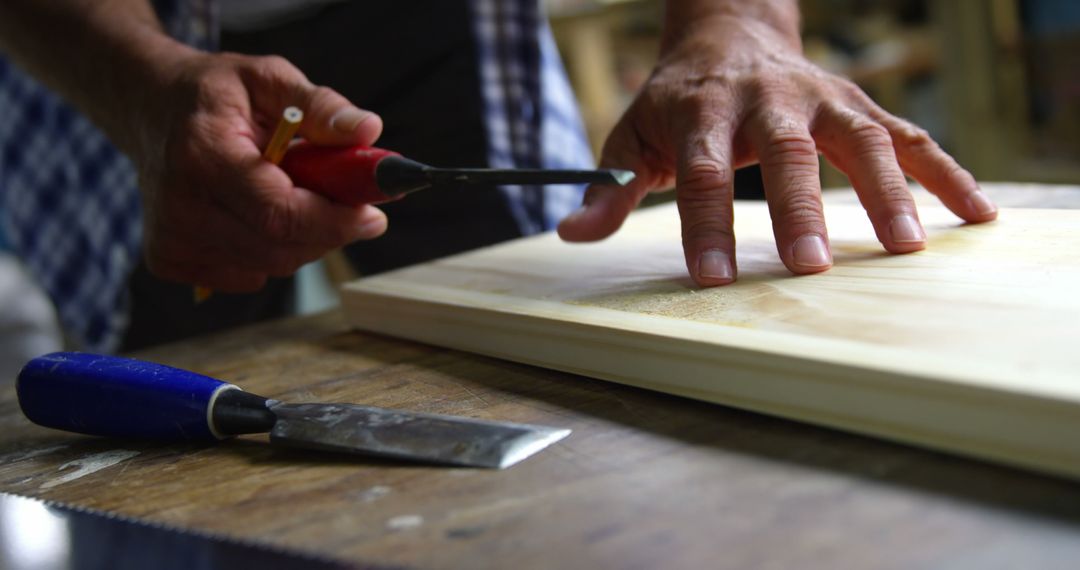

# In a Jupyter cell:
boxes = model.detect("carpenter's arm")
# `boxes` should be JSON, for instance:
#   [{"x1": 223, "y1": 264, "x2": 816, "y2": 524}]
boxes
[{"x1": 0, "y1": 0, "x2": 388, "y2": 290}]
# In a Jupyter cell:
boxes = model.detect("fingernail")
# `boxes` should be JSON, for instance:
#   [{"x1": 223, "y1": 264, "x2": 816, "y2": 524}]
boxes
[
  {"x1": 792, "y1": 234, "x2": 831, "y2": 268},
  {"x1": 966, "y1": 190, "x2": 997, "y2": 216},
  {"x1": 698, "y1": 249, "x2": 733, "y2": 281},
  {"x1": 888, "y1": 214, "x2": 926, "y2": 243},
  {"x1": 331, "y1": 107, "x2": 373, "y2": 134}
]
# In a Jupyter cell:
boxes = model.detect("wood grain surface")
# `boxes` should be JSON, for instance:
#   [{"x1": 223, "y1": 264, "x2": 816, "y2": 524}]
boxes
[
  {"x1": 0, "y1": 183, "x2": 1078, "y2": 569},
  {"x1": 3, "y1": 312, "x2": 1080, "y2": 569},
  {"x1": 341, "y1": 185, "x2": 1080, "y2": 479}
]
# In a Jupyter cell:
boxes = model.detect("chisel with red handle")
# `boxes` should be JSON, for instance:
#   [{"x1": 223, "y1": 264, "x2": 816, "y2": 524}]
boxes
[{"x1": 279, "y1": 140, "x2": 636, "y2": 206}]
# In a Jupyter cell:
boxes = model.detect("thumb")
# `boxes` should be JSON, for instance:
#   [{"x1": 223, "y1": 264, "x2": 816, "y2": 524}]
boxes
[
  {"x1": 245, "y1": 55, "x2": 383, "y2": 147},
  {"x1": 557, "y1": 119, "x2": 670, "y2": 242},
  {"x1": 294, "y1": 84, "x2": 383, "y2": 147}
]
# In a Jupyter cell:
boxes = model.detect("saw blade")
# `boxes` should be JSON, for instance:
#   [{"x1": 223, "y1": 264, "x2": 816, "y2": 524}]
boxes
[{"x1": 0, "y1": 492, "x2": 357, "y2": 569}]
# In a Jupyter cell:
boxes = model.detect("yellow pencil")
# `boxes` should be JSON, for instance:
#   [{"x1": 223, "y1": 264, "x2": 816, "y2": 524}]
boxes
[
  {"x1": 195, "y1": 106, "x2": 305, "y2": 303},
  {"x1": 262, "y1": 106, "x2": 304, "y2": 164}
]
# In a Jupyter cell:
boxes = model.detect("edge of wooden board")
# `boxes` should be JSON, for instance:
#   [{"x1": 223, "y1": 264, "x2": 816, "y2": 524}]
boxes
[{"x1": 342, "y1": 279, "x2": 1080, "y2": 480}]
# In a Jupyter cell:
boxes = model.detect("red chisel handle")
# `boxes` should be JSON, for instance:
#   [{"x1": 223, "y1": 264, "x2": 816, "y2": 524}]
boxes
[{"x1": 279, "y1": 141, "x2": 402, "y2": 206}]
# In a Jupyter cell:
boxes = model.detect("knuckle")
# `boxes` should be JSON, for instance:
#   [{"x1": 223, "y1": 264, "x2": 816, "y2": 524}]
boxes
[
  {"x1": 744, "y1": 75, "x2": 784, "y2": 103},
  {"x1": 192, "y1": 72, "x2": 216, "y2": 96},
  {"x1": 678, "y1": 158, "x2": 733, "y2": 198},
  {"x1": 758, "y1": 109, "x2": 802, "y2": 132},
  {"x1": 680, "y1": 216, "x2": 735, "y2": 245},
  {"x1": 819, "y1": 100, "x2": 857, "y2": 121},
  {"x1": 868, "y1": 186, "x2": 915, "y2": 218},
  {"x1": 845, "y1": 119, "x2": 894, "y2": 159},
  {"x1": 846, "y1": 119, "x2": 891, "y2": 145},
  {"x1": 932, "y1": 160, "x2": 974, "y2": 189},
  {"x1": 664, "y1": 69, "x2": 737, "y2": 107},
  {"x1": 190, "y1": 72, "x2": 229, "y2": 108},
  {"x1": 253, "y1": 54, "x2": 293, "y2": 76},
  {"x1": 757, "y1": 111, "x2": 816, "y2": 164},
  {"x1": 670, "y1": 99, "x2": 732, "y2": 141},
  {"x1": 678, "y1": 67, "x2": 738, "y2": 92},
  {"x1": 762, "y1": 128, "x2": 818, "y2": 166},
  {"x1": 945, "y1": 160, "x2": 973, "y2": 181},
  {"x1": 837, "y1": 80, "x2": 871, "y2": 104},
  {"x1": 772, "y1": 185, "x2": 825, "y2": 226},
  {"x1": 309, "y1": 85, "x2": 337, "y2": 105},
  {"x1": 242, "y1": 55, "x2": 303, "y2": 91},
  {"x1": 895, "y1": 122, "x2": 937, "y2": 151},
  {"x1": 878, "y1": 181, "x2": 915, "y2": 203}
]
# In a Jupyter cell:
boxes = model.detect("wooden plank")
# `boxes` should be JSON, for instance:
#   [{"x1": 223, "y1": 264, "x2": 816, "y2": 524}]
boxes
[{"x1": 342, "y1": 187, "x2": 1080, "y2": 479}]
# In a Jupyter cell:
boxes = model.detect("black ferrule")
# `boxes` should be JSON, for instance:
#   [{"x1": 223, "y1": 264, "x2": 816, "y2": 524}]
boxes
[
  {"x1": 211, "y1": 389, "x2": 277, "y2": 436},
  {"x1": 375, "y1": 155, "x2": 434, "y2": 197}
]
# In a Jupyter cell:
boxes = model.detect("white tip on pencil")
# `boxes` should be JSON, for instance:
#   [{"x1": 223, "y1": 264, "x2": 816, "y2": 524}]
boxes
[{"x1": 263, "y1": 106, "x2": 305, "y2": 165}]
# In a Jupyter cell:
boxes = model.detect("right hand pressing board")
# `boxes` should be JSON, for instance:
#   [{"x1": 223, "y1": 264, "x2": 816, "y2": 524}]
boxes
[{"x1": 558, "y1": 1, "x2": 998, "y2": 286}]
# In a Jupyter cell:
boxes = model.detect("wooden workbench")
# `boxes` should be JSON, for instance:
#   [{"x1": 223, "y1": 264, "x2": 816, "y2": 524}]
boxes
[{"x1": 2, "y1": 183, "x2": 1080, "y2": 569}]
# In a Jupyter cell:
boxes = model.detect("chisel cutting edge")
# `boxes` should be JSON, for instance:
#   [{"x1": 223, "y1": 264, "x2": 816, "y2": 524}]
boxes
[{"x1": 16, "y1": 352, "x2": 570, "y2": 469}]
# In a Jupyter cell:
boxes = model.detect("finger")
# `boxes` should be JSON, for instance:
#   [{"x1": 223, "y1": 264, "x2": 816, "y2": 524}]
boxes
[
  {"x1": 868, "y1": 107, "x2": 997, "y2": 223},
  {"x1": 294, "y1": 84, "x2": 383, "y2": 146},
  {"x1": 252, "y1": 174, "x2": 390, "y2": 246},
  {"x1": 674, "y1": 121, "x2": 738, "y2": 286},
  {"x1": 748, "y1": 111, "x2": 831, "y2": 274},
  {"x1": 211, "y1": 148, "x2": 390, "y2": 247},
  {"x1": 814, "y1": 105, "x2": 925, "y2": 253},
  {"x1": 557, "y1": 116, "x2": 672, "y2": 242},
  {"x1": 155, "y1": 209, "x2": 336, "y2": 277},
  {"x1": 244, "y1": 55, "x2": 383, "y2": 147}
]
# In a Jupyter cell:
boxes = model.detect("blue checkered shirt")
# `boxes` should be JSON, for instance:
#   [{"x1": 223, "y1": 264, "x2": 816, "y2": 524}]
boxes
[{"x1": 0, "y1": 0, "x2": 591, "y2": 352}]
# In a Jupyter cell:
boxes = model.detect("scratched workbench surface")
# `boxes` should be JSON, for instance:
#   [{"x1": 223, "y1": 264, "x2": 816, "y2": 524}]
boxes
[{"x1": 2, "y1": 184, "x2": 1080, "y2": 569}]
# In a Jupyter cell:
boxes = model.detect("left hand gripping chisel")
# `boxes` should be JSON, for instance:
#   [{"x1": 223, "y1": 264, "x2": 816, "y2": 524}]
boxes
[{"x1": 17, "y1": 352, "x2": 570, "y2": 469}]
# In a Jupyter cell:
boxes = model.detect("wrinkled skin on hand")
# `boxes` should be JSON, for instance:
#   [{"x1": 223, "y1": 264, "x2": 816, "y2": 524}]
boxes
[
  {"x1": 133, "y1": 53, "x2": 387, "y2": 291},
  {"x1": 559, "y1": 15, "x2": 997, "y2": 285}
]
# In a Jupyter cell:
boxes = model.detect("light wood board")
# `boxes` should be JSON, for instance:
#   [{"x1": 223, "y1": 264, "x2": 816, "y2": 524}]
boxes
[{"x1": 342, "y1": 190, "x2": 1080, "y2": 479}]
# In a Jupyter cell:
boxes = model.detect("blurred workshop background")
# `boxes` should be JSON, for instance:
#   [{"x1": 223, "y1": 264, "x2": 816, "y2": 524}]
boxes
[{"x1": 547, "y1": 0, "x2": 1080, "y2": 187}]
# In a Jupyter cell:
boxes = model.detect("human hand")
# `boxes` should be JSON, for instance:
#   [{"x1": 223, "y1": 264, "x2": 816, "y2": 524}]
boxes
[
  {"x1": 132, "y1": 52, "x2": 387, "y2": 291},
  {"x1": 558, "y1": 10, "x2": 997, "y2": 286}
]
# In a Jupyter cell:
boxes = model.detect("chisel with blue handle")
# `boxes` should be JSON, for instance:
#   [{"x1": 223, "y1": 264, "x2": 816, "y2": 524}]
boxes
[{"x1": 16, "y1": 352, "x2": 570, "y2": 469}]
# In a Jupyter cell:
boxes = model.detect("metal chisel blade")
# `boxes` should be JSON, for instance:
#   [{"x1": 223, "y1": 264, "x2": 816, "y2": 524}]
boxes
[
  {"x1": 268, "y1": 403, "x2": 571, "y2": 469},
  {"x1": 426, "y1": 167, "x2": 636, "y2": 187}
]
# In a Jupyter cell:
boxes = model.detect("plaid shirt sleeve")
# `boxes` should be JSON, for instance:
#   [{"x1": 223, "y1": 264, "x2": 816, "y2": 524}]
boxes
[
  {"x1": 0, "y1": 0, "x2": 216, "y2": 353},
  {"x1": 0, "y1": 0, "x2": 589, "y2": 352},
  {"x1": 469, "y1": 0, "x2": 593, "y2": 233}
]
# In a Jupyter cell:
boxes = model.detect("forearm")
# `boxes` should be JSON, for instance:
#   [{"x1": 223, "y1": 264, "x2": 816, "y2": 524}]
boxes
[
  {"x1": 0, "y1": 0, "x2": 197, "y2": 155},
  {"x1": 662, "y1": 0, "x2": 802, "y2": 52}
]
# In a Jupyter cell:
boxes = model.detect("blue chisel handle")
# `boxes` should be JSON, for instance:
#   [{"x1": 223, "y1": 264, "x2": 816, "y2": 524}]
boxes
[{"x1": 16, "y1": 352, "x2": 241, "y2": 441}]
